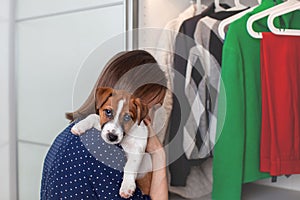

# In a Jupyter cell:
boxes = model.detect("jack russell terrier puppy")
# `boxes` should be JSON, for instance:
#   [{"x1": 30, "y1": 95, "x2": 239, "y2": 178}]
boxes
[{"x1": 71, "y1": 87, "x2": 151, "y2": 198}]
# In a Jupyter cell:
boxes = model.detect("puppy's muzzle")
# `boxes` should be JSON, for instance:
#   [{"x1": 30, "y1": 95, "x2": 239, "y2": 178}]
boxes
[{"x1": 107, "y1": 132, "x2": 118, "y2": 142}]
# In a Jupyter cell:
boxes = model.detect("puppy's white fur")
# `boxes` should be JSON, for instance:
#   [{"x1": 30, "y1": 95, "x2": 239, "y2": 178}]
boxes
[
  {"x1": 101, "y1": 99, "x2": 125, "y2": 144},
  {"x1": 72, "y1": 112, "x2": 151, "y2": 198}
]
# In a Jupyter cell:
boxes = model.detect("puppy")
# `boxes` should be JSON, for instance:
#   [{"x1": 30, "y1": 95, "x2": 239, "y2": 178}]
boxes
[{"x1": 71, "y1": 87, "x2": 151, "y2": 198}]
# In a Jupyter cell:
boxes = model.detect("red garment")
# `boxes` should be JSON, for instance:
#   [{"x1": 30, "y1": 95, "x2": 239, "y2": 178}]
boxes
[{"x1": 260, "y1": 32, "x2": 300, "y2": 176}]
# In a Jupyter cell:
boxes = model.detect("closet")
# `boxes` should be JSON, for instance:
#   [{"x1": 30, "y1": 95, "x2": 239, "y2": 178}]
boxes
[{"x1": 138, "y1": 0, "x2": 300, "y2": 199}]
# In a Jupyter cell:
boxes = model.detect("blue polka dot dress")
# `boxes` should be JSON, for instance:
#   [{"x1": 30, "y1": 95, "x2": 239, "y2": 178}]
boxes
[{"x1": 41, "y1": 122, "x2": 151, "y2": 200}]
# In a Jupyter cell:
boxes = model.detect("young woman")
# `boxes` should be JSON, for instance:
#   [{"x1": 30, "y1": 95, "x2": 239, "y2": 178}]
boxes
[{"x1": 40, "y1": 50, "x2": 168, "y2": 200}]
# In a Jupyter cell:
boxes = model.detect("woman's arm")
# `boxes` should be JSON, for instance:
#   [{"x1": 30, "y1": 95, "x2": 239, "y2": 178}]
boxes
[{"x1": 144, "y1": 123, "x2": 168, "y2": 200}]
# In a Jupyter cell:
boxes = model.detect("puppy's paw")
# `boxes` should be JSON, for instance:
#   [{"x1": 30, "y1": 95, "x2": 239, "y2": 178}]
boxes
[
  {"x1": 119, "y1": 180, "x2": 136, "y2": 199},
  {"x1": 71, "y1": 125, "x2": 85, "y2": 136}
]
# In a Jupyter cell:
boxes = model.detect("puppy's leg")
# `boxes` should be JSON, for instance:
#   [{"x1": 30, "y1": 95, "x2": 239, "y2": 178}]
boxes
[
  {"x1": 119, "y1": 149, "x2": 145, "y2": 198},
  {"x1": 137, "y1": 153, "x2": 152, "y2": 178},
  {"x1": 119, "y1": 122, "x2": 148, "y2": 198},
  {"x1": 71, "y1": 114, "x2": 101, "y2": 136},
  {"x1": 120, "y1": 139, "x2": 147, "y2": 197}
]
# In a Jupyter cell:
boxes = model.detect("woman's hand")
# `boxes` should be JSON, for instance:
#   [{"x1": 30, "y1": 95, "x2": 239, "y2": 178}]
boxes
[{"x1": 144, "y1": 118, "x2": 164, "y2": 154}]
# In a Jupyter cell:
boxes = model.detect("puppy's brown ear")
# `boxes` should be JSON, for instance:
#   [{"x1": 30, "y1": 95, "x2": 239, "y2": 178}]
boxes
[
  {"x1": 133, "y1": 98, "x2": 149, "y2": 125},
  {"x1": 95, "y1": 87, "x2": 113, "y2": 109}
]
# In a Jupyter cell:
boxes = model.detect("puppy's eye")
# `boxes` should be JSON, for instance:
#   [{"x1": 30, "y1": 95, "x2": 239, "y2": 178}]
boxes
[
  {"x1": 123, "y1": 113, "x2": 132, "y2": 122},
  {"x1": 104, "y1": 109, "x2": 113, "y2": 118}
]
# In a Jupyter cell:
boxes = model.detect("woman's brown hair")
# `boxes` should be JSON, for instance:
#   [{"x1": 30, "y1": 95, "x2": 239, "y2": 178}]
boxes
[{"x1": 66, "y1": 50, "x2": 167, "y2": 121}]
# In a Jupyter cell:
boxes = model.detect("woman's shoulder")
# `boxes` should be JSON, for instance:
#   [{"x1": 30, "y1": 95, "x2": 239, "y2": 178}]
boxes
[
  {"x1": 44, "y1": 122, "x2": 127, "y2": 171},
  {"x1": 42, "y1": 123, "x2": 87, "y2": 170},
  {"x1": 41, "y1": 122, "x2": 151, "y2": 200},
  {"x1": 47, "y1": 123, "x2": 80, "y2": 154}
]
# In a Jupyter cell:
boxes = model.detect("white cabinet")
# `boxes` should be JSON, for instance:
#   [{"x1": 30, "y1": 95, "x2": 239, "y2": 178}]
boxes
[
  {"x1": 18, "y1": 142, "x2": 50, "y2": 200},
  {"x1": 16, "y1": 5, "x2": 125, "y2": 145},
  {"x1": 16, "y1": 0, "x2": 123, "y2": 20},
  {"x1": 16, "y1": 3, "x2": 126, "y2": 198}
]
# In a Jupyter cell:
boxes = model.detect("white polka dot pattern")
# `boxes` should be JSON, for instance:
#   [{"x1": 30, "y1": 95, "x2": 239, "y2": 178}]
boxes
[{"x1": 41, "y1": 122, "x2": 150, "y2": 200}]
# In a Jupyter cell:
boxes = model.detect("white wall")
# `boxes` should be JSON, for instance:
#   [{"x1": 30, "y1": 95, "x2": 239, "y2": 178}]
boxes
[{"x1": 15, "y1": 1, "x2": 126, "y2": 199}]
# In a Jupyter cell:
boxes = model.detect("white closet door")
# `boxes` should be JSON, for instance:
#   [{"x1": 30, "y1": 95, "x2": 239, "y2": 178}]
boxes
[
  {"x1": 16, "y1": 0, "x2": 123, "y2": 20},
  {"x1": 16, "y1": 4, "x2": 125, "y2": 199},
  {"x1": 16, "y1": 5, "x2": 125, "y2": 145},
  {"x1": 18, "y1": 143, "x2": 49, "y2": 200}
]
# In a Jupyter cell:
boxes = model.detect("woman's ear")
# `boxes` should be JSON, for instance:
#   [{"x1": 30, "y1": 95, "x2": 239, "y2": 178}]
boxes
[
  {"x1": 133, "y1": 98, "x2": 149, "y2": 125},
  {"x1": 95, "y1": 87, "x2": 113, "y2": 109}
]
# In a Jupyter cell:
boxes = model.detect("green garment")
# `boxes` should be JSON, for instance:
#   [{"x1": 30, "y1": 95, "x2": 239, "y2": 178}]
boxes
[{"x1": 212, "y1": 1, "x2": 300, "y2": 199}]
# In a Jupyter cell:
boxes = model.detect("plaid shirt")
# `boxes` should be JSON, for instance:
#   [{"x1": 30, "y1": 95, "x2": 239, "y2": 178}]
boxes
[{"x1": 184, "y1": 11, "x2": 244, "y2": 159}]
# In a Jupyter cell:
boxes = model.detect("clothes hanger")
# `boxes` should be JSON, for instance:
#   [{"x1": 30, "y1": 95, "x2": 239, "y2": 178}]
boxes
[
  {"x1": 215, "y1": 0, "x2": 247, "y2": 12},
  {"x1": 196, "y1": 0, "x2": 202, "y2": 14},
  {"x1": 190, "y1": 0, "x2": 203, "y2": 14},
  {"x1": 267, "y1": 1, "x2": 300, "y2": 36},
  {"x1": 218, "y1": 0, "x2": 261, "y2": 40},
  {"x1": 214, "y1": 0, "x2": 226, "y2": 12},
  {"x1": 232, "y1": 0, "x2": 248, "y2": 10},
  {"x1": 225, "y1": 0, "x2": 248, "y2": 11},
  {"x1": 246, "y1": 0, "x2": 297, "y2": 39}
]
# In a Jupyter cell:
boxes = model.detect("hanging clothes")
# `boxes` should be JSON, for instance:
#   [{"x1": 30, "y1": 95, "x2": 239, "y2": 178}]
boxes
[
  {"x1": 154, "y1": 5, "x2": 197, "y2": 144},
  {"x1": 156, "y1": 4, "x2": 199, "y2": 71},
  {"x1": 260, "y1": 32, "x2": 300, "y2": 176},
  {"x1": 184, "y1": 8, "x2": 247, "y2": 160},
  {"x1": 212, "y1": 0, "x2": 300, "y2": 199},
  {"x1": 155, "y1": 4, "x2": 205, "y2": 199},
  {"x1": 168, "y1": 3, "x2": 231, "y2": 187}
]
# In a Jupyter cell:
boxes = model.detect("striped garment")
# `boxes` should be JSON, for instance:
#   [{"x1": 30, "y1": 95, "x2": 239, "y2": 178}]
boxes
[
  {"x1": 183, "y1": 10, "x2": 246, "y2": 160},
  {"x1": 183, "y1": 17, "x2": 223, "y2": 159}
]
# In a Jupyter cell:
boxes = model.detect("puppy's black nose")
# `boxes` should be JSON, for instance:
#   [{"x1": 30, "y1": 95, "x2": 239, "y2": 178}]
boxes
[{"x1": 107, "y1": 133, "x2": 118, "y2": 142}]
